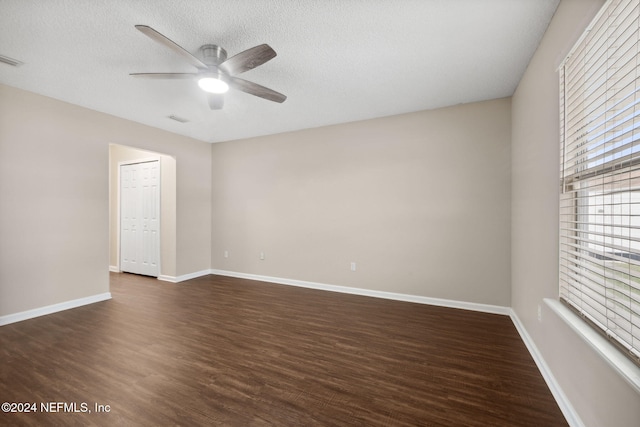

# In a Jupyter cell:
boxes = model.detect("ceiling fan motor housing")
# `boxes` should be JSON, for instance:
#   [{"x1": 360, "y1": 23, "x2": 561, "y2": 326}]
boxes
[{"x1": 200, "y1": 44, "x2": 227, "y2": 66}]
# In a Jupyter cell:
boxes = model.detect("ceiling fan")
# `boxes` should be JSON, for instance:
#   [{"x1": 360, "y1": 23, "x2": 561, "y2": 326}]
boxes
[{"x1": 130, "y1": 25, "x2": 286, "y2": 110}]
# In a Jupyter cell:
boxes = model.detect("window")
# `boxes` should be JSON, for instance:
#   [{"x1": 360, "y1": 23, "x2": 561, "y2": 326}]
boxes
[{"x1": 559, "y1": 0, "x2": 640, "y2": 365}]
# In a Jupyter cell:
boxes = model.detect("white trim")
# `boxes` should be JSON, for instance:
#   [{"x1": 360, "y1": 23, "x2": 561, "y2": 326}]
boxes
[
  {"x1": 174, "y1": 270, "x2": 212, "y2": 283},
  {"x1": 0, "y1": 293, "x2": 112, "y2": 326},
  {"x1": 109, "y1": 265, "x2": 119, "y2": 273},
  {"x1": 510, "y1": 310, "x2": 585, "y2": 427},
  {"x1": 557, "y1": 0, "x2": 611, "y2": 69},
  {"x1": 118, "y1": 157, "x2": 161, "y2": 166},
  {"x1": 545, "y1": 298, "x2": 640, "y2": 394},
  {"x1": 109, "y1": 271, "x2": 179, "y2": 283},
  {"x1": 554, "y1": 0, "x2": 607, "y2": 70},
  {"x1": 209, "y1": 269, "x2": 511, "y2": 315}
]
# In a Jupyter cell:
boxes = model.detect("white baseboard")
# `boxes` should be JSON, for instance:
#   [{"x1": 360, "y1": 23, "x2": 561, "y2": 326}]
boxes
[
  {"x1": 174, "y1": 269, "x2": 212, "y2": 283},
  {"x1": 111, "y1": 269, "x2": 177, "y2": 283},
  {"x1": 111, "y1": 270, "x2": 210, "y2": 283},
  {"x1": 208, "y1": 269, "x2": 511, "y2": 316},
  {"x1": 0, "y1": 292, "x2": 112, "y2": 326},
  {"x1": 510, "y1": 310, "x2": 584, "y2": 427}
]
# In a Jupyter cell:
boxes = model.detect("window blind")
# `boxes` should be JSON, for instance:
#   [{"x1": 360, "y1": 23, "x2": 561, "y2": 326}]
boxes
[{"x1": 559, "y1": 0, "x2": 640, "y2": 365}]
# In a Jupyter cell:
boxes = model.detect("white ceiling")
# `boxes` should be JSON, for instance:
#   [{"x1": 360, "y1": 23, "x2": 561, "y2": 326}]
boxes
[{"x1": 0, "y1": 0, "x2": 559, "y2": 143}]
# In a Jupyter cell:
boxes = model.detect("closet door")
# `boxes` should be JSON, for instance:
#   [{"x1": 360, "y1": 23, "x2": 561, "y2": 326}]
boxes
[{"x1": 120, "y1": 161, "x2": 160, "y2": 277}]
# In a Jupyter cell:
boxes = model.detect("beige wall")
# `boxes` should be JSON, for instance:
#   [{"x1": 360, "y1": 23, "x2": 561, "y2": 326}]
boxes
[
  {"x1": 511, "y1": 0, "x2": 640, "y2": 425},
  {"x1": 108, "y1": 144, "x2": 177, "y2": 278},
  {"x1": 211, "y1": 98, "x2": 512, "y2": 306},
  {"x1": 0, "y1": 84, "x2": 211, "y2": 317}
]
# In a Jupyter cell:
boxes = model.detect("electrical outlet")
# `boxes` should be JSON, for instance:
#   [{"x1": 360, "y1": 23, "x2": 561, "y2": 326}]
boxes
[
  {"x1": 350, "y1": 262, "x2": 356, "y2": 271},
  {"x1": 537, "y1": 304, "x2": 542, "y2": 322},
  {"x1": 260, "y1": 252, "x2": 265, "y2": 260},
  {"x1": 224, "y1": 250, "x2": 229, "y2": 258}
]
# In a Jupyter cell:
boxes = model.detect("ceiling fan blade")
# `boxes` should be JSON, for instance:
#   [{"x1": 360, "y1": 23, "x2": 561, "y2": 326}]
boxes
[
  {"x1": 220, "y1": 44, "x2": 277, "y2": 75},
  {"x1": 207, "y1": 93, "x2": 224, "y2": 110},
  {"x1": 130, "y1": 72, "x2": 198, "y2": 79},
  {"x1": 135, "y1": 25, "x2": 208, "y2": 70},
  {"x1": 229, "y1": 77, "x2": 286, "y2": 103}
]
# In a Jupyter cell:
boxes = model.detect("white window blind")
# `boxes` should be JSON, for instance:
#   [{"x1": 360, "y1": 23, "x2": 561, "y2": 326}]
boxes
[{"x1": 559, "y1": 0, "x2": 640, "y2": 365}]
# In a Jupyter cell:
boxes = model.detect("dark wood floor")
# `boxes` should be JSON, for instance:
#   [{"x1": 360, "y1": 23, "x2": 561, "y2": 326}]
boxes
[{"x1": 0, "y1": 273, "x2": 567, "y2": 426}]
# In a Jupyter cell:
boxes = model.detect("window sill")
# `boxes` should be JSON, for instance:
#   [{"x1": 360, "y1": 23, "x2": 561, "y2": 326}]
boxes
[{"x1": 544, "y1": 298, "x2": 640, "y2": 394}]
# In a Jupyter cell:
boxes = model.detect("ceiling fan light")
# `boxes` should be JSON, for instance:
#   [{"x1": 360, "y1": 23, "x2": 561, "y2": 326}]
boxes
[{"x1": 198, "y1": 77, "x2": 229, "y2": 94}]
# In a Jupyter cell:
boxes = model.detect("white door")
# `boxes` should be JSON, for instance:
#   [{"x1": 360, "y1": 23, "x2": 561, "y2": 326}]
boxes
[{"x1": 120, "y1": 161, "x2": 160, "y2": 277}]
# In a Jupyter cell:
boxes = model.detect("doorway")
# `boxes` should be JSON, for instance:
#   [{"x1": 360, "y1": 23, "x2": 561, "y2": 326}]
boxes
[{"x1": 109, "y1": 144, "x2": 177, "y2": 280}]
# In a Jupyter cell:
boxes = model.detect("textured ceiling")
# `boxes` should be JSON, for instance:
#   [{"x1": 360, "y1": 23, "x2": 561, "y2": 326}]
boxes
[{"x1": 0, "y1": 0, "x2": 559, "y2": 143}]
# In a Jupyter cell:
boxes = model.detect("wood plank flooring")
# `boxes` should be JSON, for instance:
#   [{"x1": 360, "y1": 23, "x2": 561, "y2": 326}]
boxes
[{"x1": 0, "y1": 273, "x2": 568, "y2": 426}]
